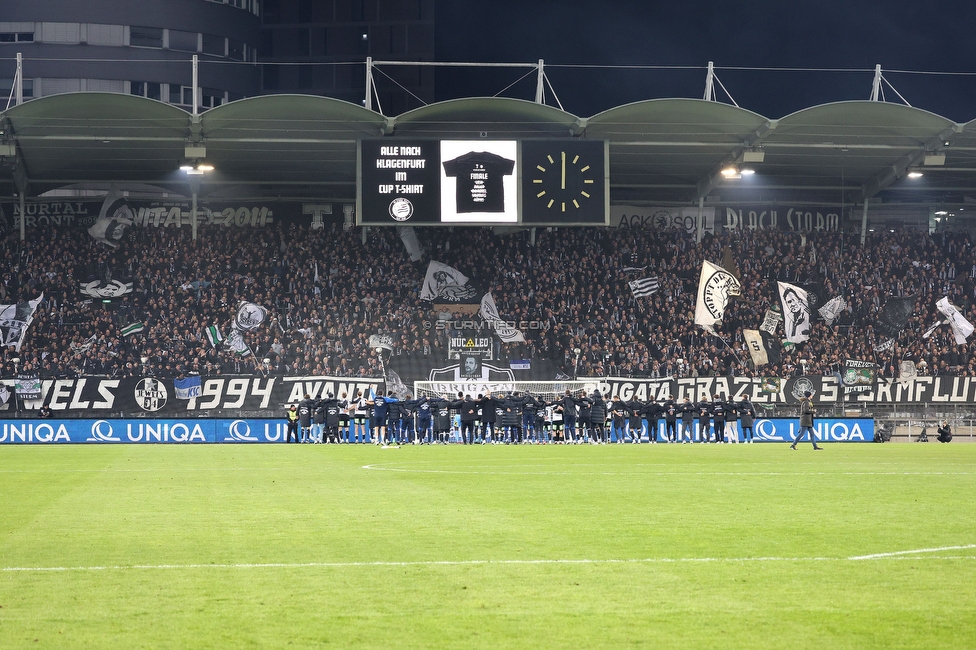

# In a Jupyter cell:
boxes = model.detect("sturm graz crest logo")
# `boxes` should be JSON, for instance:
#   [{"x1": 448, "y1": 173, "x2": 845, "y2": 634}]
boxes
[
  {"x1": 134, "y1": 378, "x2": 168, "y2": 412},
  {"x1": 791, "y1": 376, "x2": 816, "y2": 401}
]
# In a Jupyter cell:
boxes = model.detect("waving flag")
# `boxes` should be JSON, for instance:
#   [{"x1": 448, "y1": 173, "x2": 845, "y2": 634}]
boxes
[
  {"x1": 695, "y1": 261, "x2": 740, "y2": 334},
  {"x1": 936, "y1": 297, "x2": 974, "y2": 344},
  {"x1": 777, "y1": 282, "x2": 810, "y2": 344},
  {"x1": 88, "y1": 189, "x2": 134, "y2": 248},
  {"x1": 479, "y1": 291, "x2": 525, "y2": 343},
  {"x1": 628, "y1": 276, "x2": 660, "y2": 298},
  {"x1": 420, "y1": 261, "x2": 478, "y2": 302}
]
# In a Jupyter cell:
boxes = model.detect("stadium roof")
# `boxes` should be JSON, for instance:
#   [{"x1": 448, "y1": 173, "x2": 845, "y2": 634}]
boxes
[{"x1": 3, "y1": 92, "x2": 976, "y2": 213}]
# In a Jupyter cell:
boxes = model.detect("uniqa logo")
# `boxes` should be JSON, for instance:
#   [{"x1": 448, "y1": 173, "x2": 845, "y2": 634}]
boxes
[
  {"x1": 88, "y1": 419, "x2": 122, "y2": 442},
  {"x1": 226, "y1": 419, "x2": 259, "y2": 441}
]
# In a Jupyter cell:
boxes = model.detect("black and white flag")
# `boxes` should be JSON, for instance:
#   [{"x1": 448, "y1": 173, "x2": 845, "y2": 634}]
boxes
[
  {"x1": 759, "y1": 309, "x2": 782, "y2": 335},
  {"x1": 694, "y1": 261, "x2": 741, "y2": 333},
  {"x1": 936, "y1": 296, "x2": 974, "y2": 345},
  {"x1": 234, "y1": 301, "x2": 267, "y2": 331},
  {"x1": 628, "y1": 276, "x2": 659, "y2": 298},
  {"x1": 479, "y1": 291, "x2": 525, "y2": 343},
  {"x1": 743, "y1": 329, "x2": 769, "y2": 367},
  {"x1": 79, "y1": 279, "x2": 133, "y2": 299},
  {"x1": 875, "y1": 296, "x2": 915, "y2": 339},
  {"x1": 818, "y1": 296, "x2": 848, "y2": 325},
  {"x1": 88, "y1": 190, "x2": 134, "y2": 248},
  {"x1": 0, "y1": 294, "x2": 43, "y2": 352},
  {"x1": 777, "y1": 282, "x2": 810, "y2": 344},
  {"x1": 420, "y1": 261, "x2": 479, "y2": 302}
]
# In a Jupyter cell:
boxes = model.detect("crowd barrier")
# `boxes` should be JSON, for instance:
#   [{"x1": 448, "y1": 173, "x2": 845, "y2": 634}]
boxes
[{"x1": 0, "y1": 418, "x2": 875, "y2": 444}]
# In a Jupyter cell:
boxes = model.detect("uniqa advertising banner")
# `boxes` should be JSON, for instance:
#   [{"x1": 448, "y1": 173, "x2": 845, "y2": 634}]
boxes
[{"x1": 0, "y1": 417, "x2": 874, "y2": 444}]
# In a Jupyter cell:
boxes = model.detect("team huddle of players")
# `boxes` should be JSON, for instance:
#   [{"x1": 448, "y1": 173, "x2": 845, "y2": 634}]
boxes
[{"x1": 285, "y1": 389, "x2": 760, "y2": 445}]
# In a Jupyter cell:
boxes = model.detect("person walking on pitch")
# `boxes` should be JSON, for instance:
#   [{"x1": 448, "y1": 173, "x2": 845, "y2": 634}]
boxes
[{"x1": 791, "y1": 391, "x2": 822, "y2": 450}]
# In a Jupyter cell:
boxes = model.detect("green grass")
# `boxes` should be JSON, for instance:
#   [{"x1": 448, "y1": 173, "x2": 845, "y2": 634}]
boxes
[{"x1": 1, "y1": 443, "x2": 974, "y2": 649}]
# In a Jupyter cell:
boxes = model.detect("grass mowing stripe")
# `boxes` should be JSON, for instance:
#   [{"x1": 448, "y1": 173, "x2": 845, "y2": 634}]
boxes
[{"x1": 5, "y1": 551, "x2": 976, "y2": 572}]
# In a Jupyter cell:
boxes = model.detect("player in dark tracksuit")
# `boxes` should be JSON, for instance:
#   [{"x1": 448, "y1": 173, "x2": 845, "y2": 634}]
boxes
[
  {"x1": 711, "y1": 395, "x2": 727, "y2": 443},
  {"x1": 697, "y1": 397, "x2": 712, "y2": 443},
  {"x1": 627, "y1": 399, "x2": 644, "y2": 443},
  {"x1": 643, "y1": 399, "x2": 662, "y2": 444},
  {"x1": 588, "y1": 391, "x2": 608, "y2": 444},
  {"x1": 298, "y1": 394, "x2": 314, "y2": 443},
  {"x1": 678, "y1": 396, "x2": 696, "y2": 443},
  {"x1": 411, "y1": 396, "x2": 432, "y2": 444},
  {"x1": 478, "y1": 393, "x2": 501, "y2": 443},
  {"x1": 385, "y1": 393, "x2": 403, "y2": 444},
  {"x1": 576, "y1": 395, "x2": 591, "y2": 443},
  {"x1": 610, "y1": 396, "x2": 628, "y2": 443},
  {"x1": 739, "y1": 396, "x2": 757, "y2": 443},
  {"x1": 323, "y1": 393, "x2": 340, "y2": 444},
  {"x1": 499, "y1": 393, "x2": 522, "y2": 443},
  {"x1": 520, "y1": 393, "x2": 542, "y2": 443},
  {"x1": 547, "y1": 391, "x2": 579, "y2": 443},
  {"x1": 454, "y1": 394, "x2": 479, "y2": 444},
  {"x1": 429, "y1": 396, "x2": 453, "y2": 444},
  {"x1": 663, "y1": 395, "x2": 678, "y2": 444}
]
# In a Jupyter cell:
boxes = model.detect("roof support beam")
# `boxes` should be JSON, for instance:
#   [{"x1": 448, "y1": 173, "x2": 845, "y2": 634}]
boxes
[
  {"x1": 695, "y1": 119, "x2": 777, "y2": 200},
  {"x1": 860, "y1": 125, "x2": 960, "y2": 200}
]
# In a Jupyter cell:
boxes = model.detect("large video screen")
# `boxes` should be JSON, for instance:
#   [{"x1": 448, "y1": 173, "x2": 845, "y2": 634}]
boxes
[{"x1": 358, "y1": 139, "x2": 608, "y2": 226}]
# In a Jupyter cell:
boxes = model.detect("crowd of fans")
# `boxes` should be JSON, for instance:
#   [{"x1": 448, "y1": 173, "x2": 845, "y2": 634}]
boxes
[{"x1": 0, "y1": 219, "x2": 974, "y2": 381}]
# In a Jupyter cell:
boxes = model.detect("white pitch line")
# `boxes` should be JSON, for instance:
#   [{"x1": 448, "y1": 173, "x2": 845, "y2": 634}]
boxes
[
  {"x1": 848, "y1": 544, "x2": 976, "y2": 560},
  {"x1": 4, "y1": 553, "x2": 975, "y2": 573}
]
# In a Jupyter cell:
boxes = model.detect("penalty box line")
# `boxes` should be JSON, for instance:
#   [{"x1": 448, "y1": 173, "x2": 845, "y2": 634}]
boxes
[{"x1": 4, "y1": 549, "x2": 976, "y2": 573}]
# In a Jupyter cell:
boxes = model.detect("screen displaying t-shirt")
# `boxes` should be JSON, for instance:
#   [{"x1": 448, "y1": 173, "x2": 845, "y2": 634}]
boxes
[{"x1": 442, "y1": 151, "x2": 515, "y2": 213}]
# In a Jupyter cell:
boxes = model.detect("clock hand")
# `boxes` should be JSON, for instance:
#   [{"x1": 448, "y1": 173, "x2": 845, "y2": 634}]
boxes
[{"x1": 561, "y1": 151, "x2": 566, "y2": 190}]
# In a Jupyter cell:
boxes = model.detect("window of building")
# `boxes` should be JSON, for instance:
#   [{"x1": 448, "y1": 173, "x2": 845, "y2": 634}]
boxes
[
  {"x1": 2, "y1": 77, "x2": 35, "y2": 98},
  {"x1": 169, "y1": 29, "x2": 198, "y2": 53},
  {"x1": 168, "y1": 83, "x2": 183, "y2": 104},
  {"x1": 146, "y1": 82, "x2": 161, "y2": 100},
  {"x1": 201, "y1": 88, "x2": 223, "y2": 108},
  {"x1": 0, "y1": 33, "x2": 34, "y2": 43},
  {"x1": 228, "y1": 38, "x2": 245, "y2": 61},
  {"x1": 130, "y1": 26, "x2": 163, "y2": 48},
  {"x1": 202, "y1": 33, "x2": 224, "y2": 56},
  {"x1": 130, "y1": 81, "x2": 145, "y2": 96}
]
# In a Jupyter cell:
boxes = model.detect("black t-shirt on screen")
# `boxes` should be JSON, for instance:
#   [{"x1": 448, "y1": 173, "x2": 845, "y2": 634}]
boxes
[{"x1": 442, "y1": 151, "x2": 515, "y2": 213}]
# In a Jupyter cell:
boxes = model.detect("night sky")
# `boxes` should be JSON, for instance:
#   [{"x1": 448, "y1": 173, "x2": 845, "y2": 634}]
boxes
[{"x1": 434, "y1": 1, "x2": 976, "y2": 121}]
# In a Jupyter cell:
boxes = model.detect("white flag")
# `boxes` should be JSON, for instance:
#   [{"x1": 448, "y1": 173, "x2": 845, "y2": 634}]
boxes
[
  {"x1": 479, "y1": 291, "x2": 525, "y2": 343},
  {"x1": 694, "y1": 261, "x2": 740, "y2": 333},
  {"x1": 818, "y1": 296, "x2": 848, "y2": 325},
  {"x1": 234, "y1": 301, "x2": 267, "y2": 331},
  {"x1": 742, "y1": 329, "x2": 769, "y2": 367},
  {"x1": 759, "y1": 309, "x2": 783, "y2": 334},
  {"x1": 936, "y1": 297, "x2": 974, "y2": 345},
  {"x1": 778, "y1": 282, "x2": 811, "y2": 343},
  {"x1": 420, "y1": 261, "x2": 473, "y2": 301}
]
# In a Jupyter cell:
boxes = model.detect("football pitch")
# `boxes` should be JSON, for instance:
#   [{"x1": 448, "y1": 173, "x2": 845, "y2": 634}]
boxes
[{"x1": 1, "y1": 443, "x2": 974, "y2": 649}]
